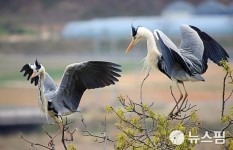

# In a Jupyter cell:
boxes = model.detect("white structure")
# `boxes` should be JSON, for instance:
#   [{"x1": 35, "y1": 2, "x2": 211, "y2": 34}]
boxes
[
  {"x1": 162, "y1": 1, "x2": 195, "y2": 16},
  {"x1": 195, "y1": 0, "x2": 227, "y2": 15},
  {"x1": 62, "y1": 15, "x2": 233, "y2": 39}
]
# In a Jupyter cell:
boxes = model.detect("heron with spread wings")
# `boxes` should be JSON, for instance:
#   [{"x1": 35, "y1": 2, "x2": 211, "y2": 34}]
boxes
[
  {"x1": 20, "y1": 60, "x2": 121, "y2": 144},
  {"x1": 126, "y1": 24, "x2": 229, "y2": 114}
]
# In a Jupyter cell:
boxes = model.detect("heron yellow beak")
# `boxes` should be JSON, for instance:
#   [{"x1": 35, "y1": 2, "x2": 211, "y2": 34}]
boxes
[
  {"x1": 30, "y1": 71, "x2": 38, "y2": 79},
  {"x1": 125, "y1": 37, "x2": 141, "y2": 54}
]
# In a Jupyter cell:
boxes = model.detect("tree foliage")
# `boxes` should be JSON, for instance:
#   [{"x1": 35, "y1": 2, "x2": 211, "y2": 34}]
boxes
[{"x1": 106, "y1": 95, "x2": 199, "y2": 150}]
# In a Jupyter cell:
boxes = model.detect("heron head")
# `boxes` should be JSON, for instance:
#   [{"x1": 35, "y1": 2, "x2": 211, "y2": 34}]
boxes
[
  {"x1": 20, "y1": 59, "x2": 44, "y2": 86},
  {"x1": 125, "y1": 25, "x2": 142, "y2": 54}
]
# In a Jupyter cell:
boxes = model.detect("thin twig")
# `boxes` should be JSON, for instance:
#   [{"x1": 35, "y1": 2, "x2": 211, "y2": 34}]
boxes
[
  {"x1": 65, "y1": 128, "x2": 78, "y2": 141},
  {"x1": 222, "y1": 72, "x2": 228, "y2": 117},
  {"x1": 103, "y1": 116, "x2": 107, "y2": 150},
  {"x1": 139, "y1": 69, "x2": 156, "y2": 148},
  {"x1": 140, "y1": 69, "x2": 151, "y2": 103},
  {"x1": 81, "y1": 115, "x2": 115, "y2": 143},
  {"x1": 61, "y1": 123, "x2": 67, "y2": 150},
  {"x1": 60, "y1": 117, "x2": 77, "y2": 150},
  {"x1": 225, "y1": 89, "x2": 233, "y2": 102},
  {"x1": 43, "y1": 125, "x2": 53, "y2": 139},
  {"x1": 198, "y1": 126, "x2": 214, "y2": 134},
  {"x1": 111, "y1": 108, "x2": 146, "y2": 130},
  {"x1": 221, "y1": 121, "x2": 233, "y2": 133},
  {"x1": 20, "y1": 133, "x2": 54, "y2": 150}
]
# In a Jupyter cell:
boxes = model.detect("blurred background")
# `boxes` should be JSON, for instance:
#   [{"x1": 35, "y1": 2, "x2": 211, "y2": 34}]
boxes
[{"x1": 0, "y1": 0, "x2": 233, "y2": 149}]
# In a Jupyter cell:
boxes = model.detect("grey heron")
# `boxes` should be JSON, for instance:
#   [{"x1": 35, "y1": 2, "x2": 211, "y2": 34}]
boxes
[
  {"x1": 126, "y1": 24, "x2": 229, "y2": 114},
  {"x1": 20, "y1": 59, "x2": 121, "y2": 144}
]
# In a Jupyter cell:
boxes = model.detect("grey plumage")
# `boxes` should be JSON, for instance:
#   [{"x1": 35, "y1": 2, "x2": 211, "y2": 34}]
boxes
[
  {"x1": 21, "y1": 60, "x2": 121, "y2": 120},
  {"x1": 155, "y1": 30, "x2": 193, "y2": 80},
  {"x1": 189, "y1": 25, "x2": 229, "y2": 73},
  {"x1": 153, "y1": 24, "x2": 229, "y2": 82},
  {"x1": 126, "y1": 24, "x2": 229, "y2": 114}
]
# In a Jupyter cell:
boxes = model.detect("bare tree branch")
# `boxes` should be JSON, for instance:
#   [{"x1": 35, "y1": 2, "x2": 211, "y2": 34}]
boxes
[
  {"x1": 200, "y1": 62, "x2": 233, "y2": 149},
  {"x1": 139, "y1": 69, "x2": 157, "y2": 148},
  {"x1": 20, "y1": 133, "x2": 55, "y2": 150},
  {"x1": 222, "y1": 72, "x2": 228, "y2": 117},
  {"x1": 81, "y1": 115, "x2": 115, "y2": 143},
  {"x1": 21, "y1": 117, "x2": 78, "y2": 150}
]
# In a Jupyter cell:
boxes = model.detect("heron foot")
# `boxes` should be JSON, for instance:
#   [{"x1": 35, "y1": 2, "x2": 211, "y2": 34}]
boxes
[{"x1": 169, "y1": 94, "x2": 183, "y2": 117}]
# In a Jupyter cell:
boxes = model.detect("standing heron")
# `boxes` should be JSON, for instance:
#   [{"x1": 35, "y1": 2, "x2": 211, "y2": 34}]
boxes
[
  {"x1": 20, "y1": 59, "x2": 121, "y2": 144},
  {"x1": 126, "y1": 24, "x2": 229, "y2": 114}
]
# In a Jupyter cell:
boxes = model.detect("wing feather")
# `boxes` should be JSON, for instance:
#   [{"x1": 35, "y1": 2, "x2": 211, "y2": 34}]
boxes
[
  {"x1": 56, "y1": 61, "x2": 121, "y2": 110},
  {"x1": 189, "y1": 25, "x2": 229, "y2": 73},
  {"x1": 154, "y1": 30, "x2": 193, "y2": 78},
  {"x1": 179, "y1": 25, "x2": 204, "y2": 73}
]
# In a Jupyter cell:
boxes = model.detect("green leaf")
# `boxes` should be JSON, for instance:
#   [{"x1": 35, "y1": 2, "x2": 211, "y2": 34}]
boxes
[
  {"x1": 126, "y1": 105, "x2": 133, "y2": 111},
  {"x1": 105, "y1": 105, "x2": 113, "y2": 113},
  {"x1": 148, "y1": 110, "x2": 155, "y2": 119},
  {"x1": 116, "y1": 109, "x2": 125, "y2": 117},
  {"x1": 130, "y1": 117, "x2": 139, "y2": 125},
  {"x1": 190, "y1": 111, "x2": 197, "y2": 122},
  {"x1": 221, "y1": 115, "x2": 230, "y2": 123},
  {"x1": 68, "y1": 143, "x2": 78, "y2": 150},
  {"x1": 220, "y1": 60, "x2": 232, "y2": 73},
  {"x1": 191, "y1": 127, "x2": 198, "y2": 135}
]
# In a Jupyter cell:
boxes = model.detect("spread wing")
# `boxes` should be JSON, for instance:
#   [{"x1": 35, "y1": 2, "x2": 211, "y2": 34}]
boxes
[
  {"x1": 56, "y1": 61, "x2": 121, "y2": 110},
  {"x1": 154, "y1": 30, "x2": 193, "y2": 79},
  {"x1": 189, "y1": 25, "x2": 229, "y2": 73},
  {"x1": 179, "y1": 24, "x2": 204, "y2": 74}
]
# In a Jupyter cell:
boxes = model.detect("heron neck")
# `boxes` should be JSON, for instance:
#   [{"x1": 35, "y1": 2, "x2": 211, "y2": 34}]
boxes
[
  {"x1": 37, "y1": 68, "x2": 48, "y2": 119},
  {"x1": 141, "y1": 27, "x2": 161, "y2": 57},
  {"x1": 38, "y1": 68, "x2": 46, "y2": 91},
  {"x1": 140, "y1": 28, "x2": 161, "y2": 71}
]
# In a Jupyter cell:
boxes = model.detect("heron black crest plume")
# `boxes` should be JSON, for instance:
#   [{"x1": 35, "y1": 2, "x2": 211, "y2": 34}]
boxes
[
  {"x1": 131, "y1": 25, "x2": 137, "y2": 37},
  {"x1": 35, "y1": 59, "x2": 39, "y2": 67},
  {"x1": 35, "y1": 59, "x2": 41, "y2": 69},
  {"x1": 131, "y1": 19, "x2": 140, "y2": 38}
]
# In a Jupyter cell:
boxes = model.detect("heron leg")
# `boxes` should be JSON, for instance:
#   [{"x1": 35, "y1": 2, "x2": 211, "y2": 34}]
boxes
[
  {"x1": 177, "y1": 81, "x2": 184, "y2": 101},
  {"x1": 177, "y1": 82, "x2": 188, "y2": 110},
  {"x1": 169, "y1": 81, "x2": 183, "y2": 116},
  {"x1": 182, "y1": 82, "x2": 188, "y2": 100}
]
